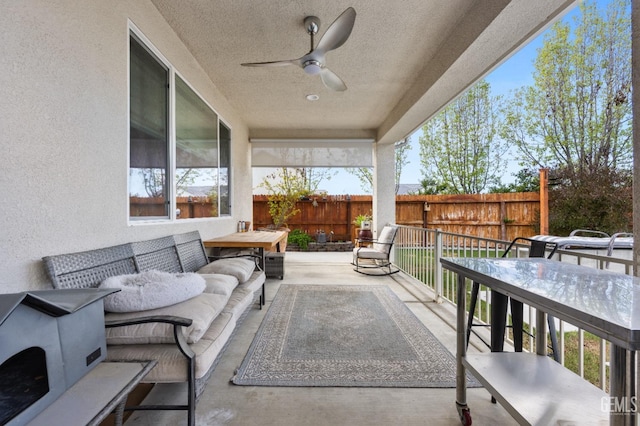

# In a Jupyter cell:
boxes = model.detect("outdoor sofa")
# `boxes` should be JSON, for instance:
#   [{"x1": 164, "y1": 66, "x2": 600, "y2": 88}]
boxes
[{"x1": 42, "y1": 230, "x2": 266, "y2": 426}]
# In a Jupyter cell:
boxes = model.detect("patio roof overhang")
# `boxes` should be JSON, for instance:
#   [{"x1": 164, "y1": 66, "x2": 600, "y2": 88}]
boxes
[{"x1": 150, "y1": 0, "x2": 578, "y2": 148}]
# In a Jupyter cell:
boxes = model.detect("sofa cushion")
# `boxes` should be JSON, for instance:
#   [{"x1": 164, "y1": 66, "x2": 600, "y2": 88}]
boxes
[
  {"x1": 105, "y1": 311, "x2": 236, "y2": 382},
  {"x1": 237, "y1": 270, "x2": 266, "y2": 294},
  {"x1": 104, "y1": 292, "x2": 229, "y2": 345},
  {"x1": 197, "y1": 258, "x2": 256, "y2": 283},
  {"x1": 99, "y1": 270, "x2": 205, "y2": 313},
  {"x1": 200, "y1": 273, "x2": 239, "y2": 297}
]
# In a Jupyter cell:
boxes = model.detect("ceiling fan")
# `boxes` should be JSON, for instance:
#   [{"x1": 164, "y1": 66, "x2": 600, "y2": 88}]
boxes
[{"x1": 241, "y1": 7, "x2": 356, "y2": 92}]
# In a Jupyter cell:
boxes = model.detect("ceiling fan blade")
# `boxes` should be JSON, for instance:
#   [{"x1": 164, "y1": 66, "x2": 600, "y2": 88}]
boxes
[
  {"x1": 241, "y1": 59, "x2": 298, "y2": 67},
  {"x1": 320, "y1": 67, "x2": 347, "y2": 91},
  {"x1": 315, "y1": 7, "x2": 356, "y2": 53}
]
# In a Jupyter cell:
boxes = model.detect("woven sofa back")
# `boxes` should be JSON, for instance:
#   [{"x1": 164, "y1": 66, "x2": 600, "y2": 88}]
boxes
[
  {"x1": 43, "y1": 231, "x2": 208, "y2": 290},
  {"x1": 131, "y1": 236, "x2": 182, "y2": 273},
  {"x1": 43, "y1": 244, "x2": 137, "y2": 290},
  {"x1": 173, "y1": 231, "x2": 209, "y2": 273}
]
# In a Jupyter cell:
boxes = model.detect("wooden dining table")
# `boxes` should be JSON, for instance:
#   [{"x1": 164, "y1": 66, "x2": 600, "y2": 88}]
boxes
[
  {"x1": 203, "y1": 230, "x2": 288, "y2": 305},
  {"x1": 203, "y1": 230, "x2": 287, "y2": 262}
]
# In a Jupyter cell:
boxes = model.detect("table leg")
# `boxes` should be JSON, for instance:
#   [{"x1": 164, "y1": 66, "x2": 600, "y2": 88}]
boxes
[
  {"x1": 511, "y1": 299, "x2": 524, "y2": 352},
  {"x1": 456, "y1": 274, "x2": 471, "y2": 423},
  {"x1": 535, "y1": 310, "x2": 546, "y2": 356},
  {"x1": 212, "y1": 247, "x2": 221, "y2": 260},
  {"x1": 258, "y1": 247, "x2": 265, "y2": 306},
  {"x1": 490, "y1": 290, "x2": 508, "y2": 352},
  {"x1": 609, "y1": 345, "x2": 637, "y2": 425}
]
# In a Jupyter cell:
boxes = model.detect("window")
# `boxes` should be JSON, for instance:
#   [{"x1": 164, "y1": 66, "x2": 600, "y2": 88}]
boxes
[
  {"x1": 128, "y1": 29, "x2": 231, "y2": 221},
  {"x1": 175, "y1": 75, "x2": 219, "y2": 219},
  {"x1": 129, "y1": 34, "x2": 170, "y2": 218},
  {"x1": 219, "y1": 122, "x2": 231, "y2": 215}
]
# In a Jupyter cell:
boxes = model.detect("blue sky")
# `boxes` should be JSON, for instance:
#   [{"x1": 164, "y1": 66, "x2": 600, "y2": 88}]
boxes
[{"x1": 255, "y1": 1, "x2": 611, "y2": 194}]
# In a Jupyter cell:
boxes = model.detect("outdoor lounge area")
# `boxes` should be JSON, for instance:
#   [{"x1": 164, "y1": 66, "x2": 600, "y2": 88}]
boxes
[
  {"x1": 3, "y1": 1, "x2": 640, "y2": 425},
  {"x1": 121, "y1": 251, "x2": 517, "y2": 426}
]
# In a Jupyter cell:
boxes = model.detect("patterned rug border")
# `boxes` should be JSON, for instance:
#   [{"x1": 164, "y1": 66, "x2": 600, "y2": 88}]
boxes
[{"x1": 232, "y1": 284, "x2": 480, "y2": 388}]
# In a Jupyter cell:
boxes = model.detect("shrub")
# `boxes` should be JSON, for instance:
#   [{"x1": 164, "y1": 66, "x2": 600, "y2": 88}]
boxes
[{"x1": 288, "y1": 229, "x2": 313, "y2": 250}]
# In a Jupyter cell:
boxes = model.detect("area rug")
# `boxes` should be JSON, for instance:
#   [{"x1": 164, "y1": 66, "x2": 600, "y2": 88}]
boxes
[{"x1": 232, "y1": 284, "x2": 479, "y2": 387}]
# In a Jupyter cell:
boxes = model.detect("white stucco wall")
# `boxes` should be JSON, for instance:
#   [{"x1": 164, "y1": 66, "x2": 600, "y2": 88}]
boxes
[{"x1": 0, "y1": 0, "x2": 253, "y2": 292}]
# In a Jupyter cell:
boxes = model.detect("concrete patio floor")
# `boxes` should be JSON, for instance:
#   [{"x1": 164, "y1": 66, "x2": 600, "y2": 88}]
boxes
[{"x1": 124, "y1": 251, "x2": 517, "y2": 426}]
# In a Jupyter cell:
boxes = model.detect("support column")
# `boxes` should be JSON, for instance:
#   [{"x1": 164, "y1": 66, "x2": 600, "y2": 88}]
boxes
[{"x1": 373, "y1": 142, "x2": 396, "y2": 237}]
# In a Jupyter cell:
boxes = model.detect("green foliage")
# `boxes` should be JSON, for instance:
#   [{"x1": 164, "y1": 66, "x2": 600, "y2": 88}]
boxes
[
  {"x1": 419, "y1": 80, "x2": 508, "y2": 194},
  {"x1": 352, "y1": 213, "x2": 372, "y2": 227},
  {"x1": 259, "y1": 168, "x2": 312, "y2": 228},
  {"x1": 502, "y1": 0, "x2": 632, "y2": 176},
  {"x1": 563, "y1": 331, "x2": 609, "y2": 391},
  {"x1": 416, "y1": 177, "x2": 450, "y2": 195},
  {"x1": 345, "y1": 167, "x2": 373, "y2": 194},
  {"x1": 548, "y1": 167, "x2": 632, "y2": 235},
  {"x1": 287, "y1": 229, "x2": 313, "y2": 250},
  {"x1": 489, "y1": 169, "x2": 540, "y2": 193},
  {"x1": 259, "y1": 168, "x2": 335, "y2": 228},
  {"x1": 497, "y1": 0, "x2": 632, "y2": 232},
  {"x1": 394, "y1": 138, "x2": 411, "y2": 193}
]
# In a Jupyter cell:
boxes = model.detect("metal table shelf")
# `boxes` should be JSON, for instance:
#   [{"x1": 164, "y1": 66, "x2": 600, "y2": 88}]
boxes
[
  {"x1": 464, "y1": 352, "x2": 608, "y2": 425},
  {"x1": 28, "y1": 361, "x2": 156, "y2": 426},
  {"x1": 441, "y1": 257, "x2": 640, "y2": 426}
]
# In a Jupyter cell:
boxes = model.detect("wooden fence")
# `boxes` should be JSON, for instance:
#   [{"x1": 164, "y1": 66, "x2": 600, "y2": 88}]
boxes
[
  {"x1": 253, "y1": 192, "x2": 541, "y2": 242},
  {"x1": 130, "y1": 196, "x2": 217, "y2": 219}
]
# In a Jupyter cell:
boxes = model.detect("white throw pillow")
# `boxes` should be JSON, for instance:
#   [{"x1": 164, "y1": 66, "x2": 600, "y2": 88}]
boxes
[
  {"x1": 197, "y1": 258, "x2": 256, "y2": 283},
  {"x1": 200, "y1": 273, "x2": 239, "y2": 297},
  {"x1": 99, "y1": 270, "x2": 206, "y2": 313}
]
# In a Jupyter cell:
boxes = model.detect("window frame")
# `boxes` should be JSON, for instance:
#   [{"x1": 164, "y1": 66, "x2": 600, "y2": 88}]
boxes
[{"x1": 128, "y1": 22, "x2": 232, "y2": 224}]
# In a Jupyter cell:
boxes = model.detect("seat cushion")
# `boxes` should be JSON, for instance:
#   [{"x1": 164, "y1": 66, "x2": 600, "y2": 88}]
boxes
[
  {"x1": 236, "y1": 270, "x2": 266, "y2": 293},
  {"x1": 104, "y1": 292, "x2": 229, "y2": 345},
  {"x1": 106, "y1": 311, "x2": 236, "y2": 382},
  {"x1": 353, "y1": 247, "x2": 389, "y2": 260},
  {"x1": 99, "y1": 270, "x2": 205, "y2": 313},
  {"x1": 197, "y1": 257, "x2": 256, "y2": 283}
]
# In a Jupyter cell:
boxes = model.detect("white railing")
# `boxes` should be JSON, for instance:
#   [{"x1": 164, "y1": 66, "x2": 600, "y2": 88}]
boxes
[{"x1": 392, "y1": 225, "x2": 634, "y2": 391}]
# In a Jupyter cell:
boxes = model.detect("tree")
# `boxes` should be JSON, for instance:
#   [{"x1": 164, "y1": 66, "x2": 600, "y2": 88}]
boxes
[
  {"x1": 132, "y1": 167, "x2": 202, "y2": 198},
  {"x1": 489, "y1": 169, "x2": 540, "y2": 193},
  {"x1": 548, "y1": 167, "x2": 632, "y2": 235},
  {"x1": 300, "y1": 168, "x2": 336, "y2": 194},
  {"x1": 503, "y1": 0, "x2": 631, "y2": 176},
  {"x1": 346, "y1": 137, "x2": 411, "y2": 194},
  {"x1": 393, "y1": 138, "x2": 411, "y2": 194},
  {"x1": 258, "y1": 167, "x2": 333, "y2": 228},
  {"x1": 415, "y1": 177, "x2": 449, "y2": 195},
  {"x1": 502, "y1": 0, "x2": 632, "y2": 234},
  {"x1": 419, "y1": 80, "x2": 507, "y2": 194}
]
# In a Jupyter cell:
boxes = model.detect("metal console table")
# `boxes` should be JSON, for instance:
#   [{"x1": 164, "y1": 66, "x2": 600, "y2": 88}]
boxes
[{"x1": 441, "y1": 257, "x2": 640, "y2": 426}]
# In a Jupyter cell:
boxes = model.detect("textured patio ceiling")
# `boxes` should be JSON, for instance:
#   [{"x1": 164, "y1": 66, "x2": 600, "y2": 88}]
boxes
[{"x1": 150, "y1": 0, "x2": 576, "y2": 144}]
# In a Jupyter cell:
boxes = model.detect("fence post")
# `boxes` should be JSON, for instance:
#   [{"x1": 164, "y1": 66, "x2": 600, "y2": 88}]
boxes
[{"x1": 435, "y1": 228, "x2": 443, "y2": 304}]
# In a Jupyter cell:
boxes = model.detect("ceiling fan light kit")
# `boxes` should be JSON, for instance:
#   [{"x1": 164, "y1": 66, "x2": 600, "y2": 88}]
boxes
[
  {"x1": 303, "y1": 60, "x2": 322, "y2": 75},
  {"x1": 241, "y1": 7, "x2": 356, "y2": 91}
]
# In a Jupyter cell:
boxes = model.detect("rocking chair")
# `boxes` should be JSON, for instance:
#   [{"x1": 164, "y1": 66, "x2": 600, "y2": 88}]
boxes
[{"x1": 352, "y1": 225, "x2": 399, "y2": 275}]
